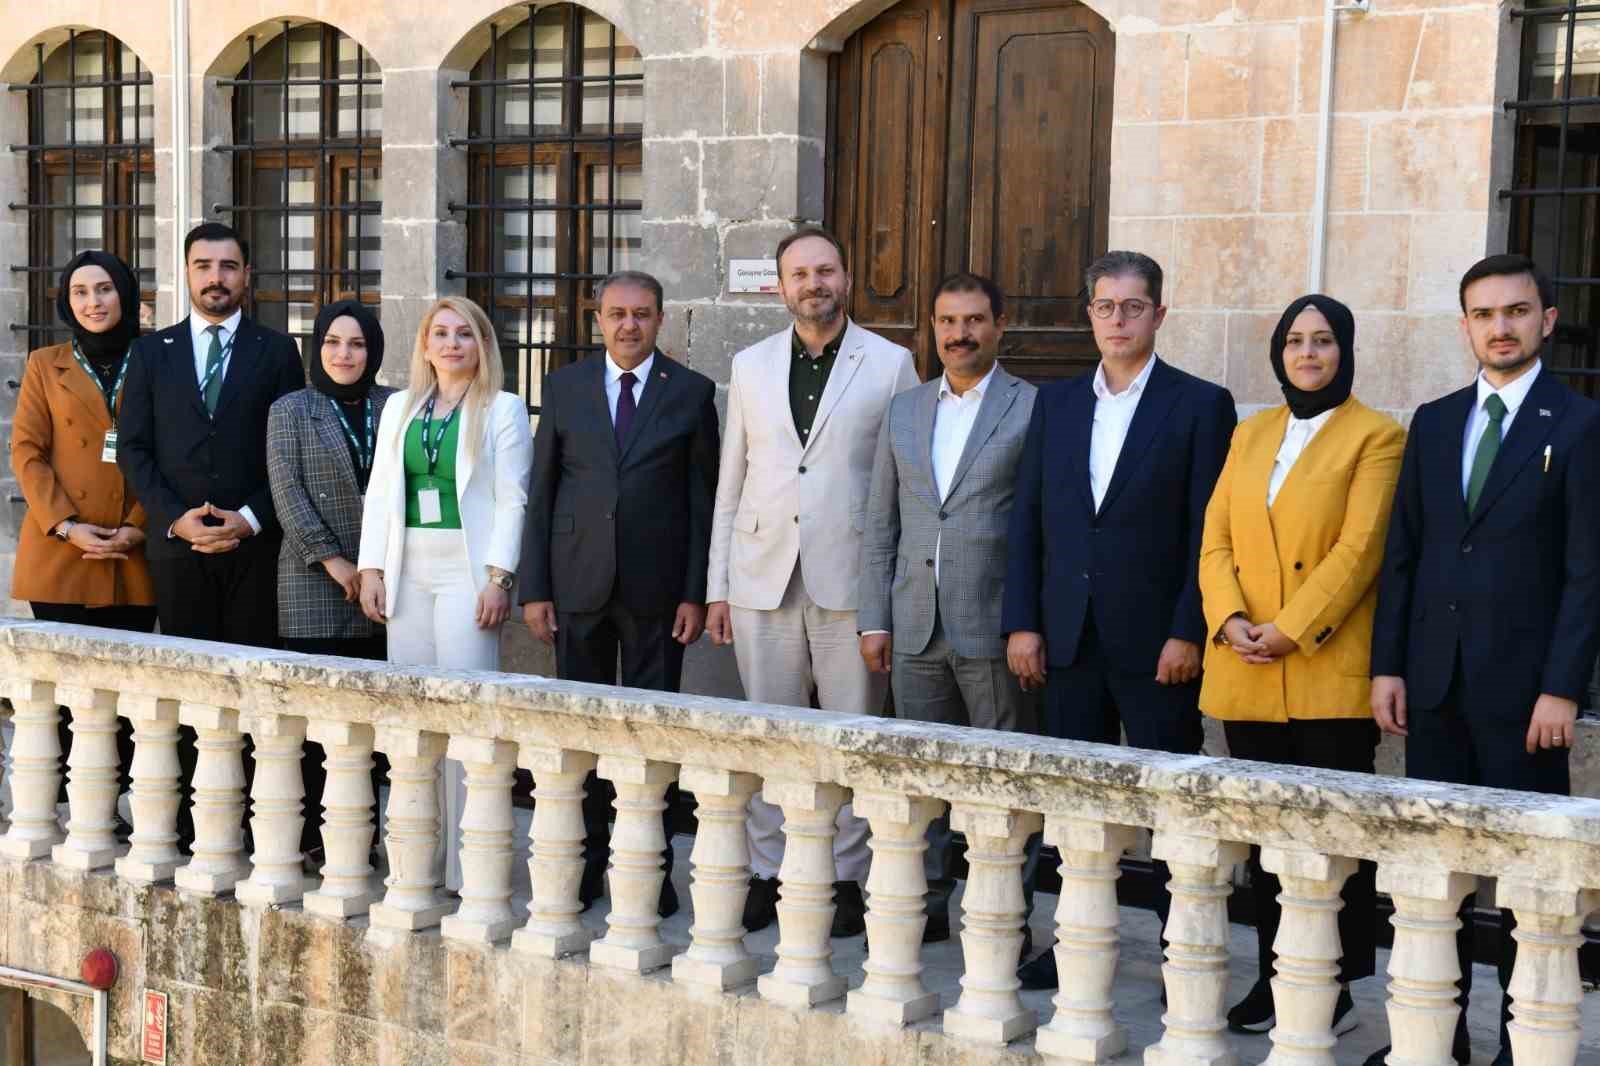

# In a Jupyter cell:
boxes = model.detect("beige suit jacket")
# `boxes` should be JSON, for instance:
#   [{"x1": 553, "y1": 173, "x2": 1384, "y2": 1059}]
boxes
[{"x1": 708, "y1": 320, "x2": 918, "y2": 611}]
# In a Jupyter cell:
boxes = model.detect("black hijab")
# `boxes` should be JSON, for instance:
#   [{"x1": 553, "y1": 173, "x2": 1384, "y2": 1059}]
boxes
[
  {"x1": 1270, "y1": 293, "x2": 1356, "y2": 420},
  {"x1": 307, "y1": 300, "x2": 385, "y2": 403},
  {"x1": 55, "y1": 250, "x2": 141, "y2": 363}
]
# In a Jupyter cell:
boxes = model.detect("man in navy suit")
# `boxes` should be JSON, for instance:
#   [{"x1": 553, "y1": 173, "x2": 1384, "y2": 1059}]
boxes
[
  {"x1": 1002, "y1": 250, "x2": 1237, "y2": 987},
  {"x1": 1364, "y1": 254, "x2": 1600, "y2": 1066}
]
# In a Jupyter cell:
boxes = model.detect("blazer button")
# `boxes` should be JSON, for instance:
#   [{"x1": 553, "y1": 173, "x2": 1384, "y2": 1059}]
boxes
[
  {"x1": 938, "y1": 511, "x2": 948, "y2": 521},
  {"x1": 793, "y1": 515, "x2": 799, "y2": 523},
  {"x1": 1462, "y1": 543, "x2": 1473, "y2": 554},
  {"x1": 605, "y1": 512, "x2": 614, "y2": 521},
  {"x1": 925, "y1": 559, "x2": 933, "y2": 567},
  {"x1": 798, "y1": 465, "x2": 807, "y2": 474},
  {"x1": 1447, "y1": 601, "x2": 1458, "y2": 613},
  {"x1": 1294, "y1": 561, "x2": 1303, "y2": 570},
  {"x1": 1082, "y1": 570, "x2": 1090, "y2": 580}
]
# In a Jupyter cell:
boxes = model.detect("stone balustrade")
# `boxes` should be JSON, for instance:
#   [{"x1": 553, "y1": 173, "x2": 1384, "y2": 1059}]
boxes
[{"x1": 1, "y1": 618, "x2": 1600, "y2": 1064}]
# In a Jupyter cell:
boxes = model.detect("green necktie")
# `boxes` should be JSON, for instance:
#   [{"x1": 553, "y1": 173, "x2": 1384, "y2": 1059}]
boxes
[
  {"x1": 203, "y1": 324, "x2": 225, "y2": 414},
  {"x1": 1465, "y1": 393, "x2": 1507, "y2": 515}
]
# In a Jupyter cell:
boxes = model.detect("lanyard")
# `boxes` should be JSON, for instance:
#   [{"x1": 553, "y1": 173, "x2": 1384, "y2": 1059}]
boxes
[
  {"x1": 420, "y1": 393, "x2": 460, "y2": 478},
  {"x1": 196, "y1": 329, "x2": 238, "y2": 400},
  {"x1": 330, "y1": 396, "x2": 375, "y2": 473},
  {"x1": 68, "y1": 342, "x2": 131, "y2": 427}
]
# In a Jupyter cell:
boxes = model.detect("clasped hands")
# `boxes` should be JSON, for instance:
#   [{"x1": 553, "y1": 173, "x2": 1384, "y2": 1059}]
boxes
[
  {"x1": 1219, "y1": 614, "x2": 1297, "y2": 664},
  {"x1": 172, "y1": 502, "x2": 253, "y2": 554},
  {"x1": 62, "y1": 521, "x2": 145, "y2": 561}
]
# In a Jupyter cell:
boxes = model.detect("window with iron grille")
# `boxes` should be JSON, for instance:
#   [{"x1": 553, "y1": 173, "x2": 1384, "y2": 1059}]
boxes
[
  {"x1": 215, "y1": 21, "x2": 382, "y2": 352},
  {"x1": 10, "y1": 30, "x2": 155, "y2": 348},
  {"x1": 450, "y1": 3, "x2": 643, "y2": 415}
]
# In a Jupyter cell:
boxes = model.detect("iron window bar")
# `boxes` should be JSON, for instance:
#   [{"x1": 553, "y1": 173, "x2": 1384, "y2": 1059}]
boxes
[{"x1": 447, "y1": 201, "x2": 643, "y2": 212}]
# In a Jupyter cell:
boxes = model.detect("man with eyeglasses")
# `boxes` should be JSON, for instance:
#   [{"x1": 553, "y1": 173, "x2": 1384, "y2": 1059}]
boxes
[{"x1": 1002, "y1": 250, "x2": 1236, "y2": 988}]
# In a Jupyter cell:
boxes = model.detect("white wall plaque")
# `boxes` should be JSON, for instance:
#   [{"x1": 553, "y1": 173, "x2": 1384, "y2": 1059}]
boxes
[{"x1": 728, "y1": 259, "x2": 780, "y2": 294}]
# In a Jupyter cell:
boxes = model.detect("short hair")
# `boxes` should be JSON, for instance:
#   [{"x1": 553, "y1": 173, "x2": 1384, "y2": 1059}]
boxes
[
  {"x1": 775, "y1": 225, "x2": 848, "y2": 273},
  {"x1": 594, "y1": 270, "x2": 664, "y2": 313},
  {"x1": 1084, "y1": 250, "x2": 1163, "y2": 307},
  {"x1": 184, "y1": 221, "x2": 250, "y2": 266},
  {"x1": 931, "y1": 272, "x2": 1004, "y2": 318},
  {"x1": 1458, "y1": 253, "x2": 1555, "y2": 313}
]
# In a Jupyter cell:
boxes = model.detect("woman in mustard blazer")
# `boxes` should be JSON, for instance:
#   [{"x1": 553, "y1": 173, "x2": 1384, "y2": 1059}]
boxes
[{"x1": 1198, "y1": 294, "x2": 1405, "y2": 1037}]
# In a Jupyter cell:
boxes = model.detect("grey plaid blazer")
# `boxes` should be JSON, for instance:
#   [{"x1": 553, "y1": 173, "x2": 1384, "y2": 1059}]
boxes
[
  {"x1": 267, "y1": 385, "x2": 395, "y2": 640},
  {"x1": 859, "y1": 364, "x2": 1036, "y2": 660}
]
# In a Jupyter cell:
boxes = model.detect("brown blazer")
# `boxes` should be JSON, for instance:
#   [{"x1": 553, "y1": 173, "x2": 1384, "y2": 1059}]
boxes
[{"x1": 11, "y1": 343, "x2": 155, "y2": 606}]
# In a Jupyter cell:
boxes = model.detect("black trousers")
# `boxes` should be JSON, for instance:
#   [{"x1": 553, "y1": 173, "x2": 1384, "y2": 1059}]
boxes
[
  {"x1": 555, "y1": 600, "x2": 683, "y2": 895},
  {"x1": 1223, "y1": 717, "x2": 1380, "y2": 987},
  {"x1": 30, "y1": 602, "x2": 158, "y2": 808},
  {"x1": 281, "y1": 634, "x2": 389, "y2": 854},
  {"x1": 1406, "y1": 663, "x2": 1569, "y2": 1052}
]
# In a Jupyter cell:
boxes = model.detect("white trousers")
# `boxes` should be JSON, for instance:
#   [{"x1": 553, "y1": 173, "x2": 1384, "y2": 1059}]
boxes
[{"x1": 731, "y1": 563, "x2": 885, "y2": 882}]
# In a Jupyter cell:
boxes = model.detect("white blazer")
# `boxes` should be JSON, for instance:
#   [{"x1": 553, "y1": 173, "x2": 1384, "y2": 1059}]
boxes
[
  {"x1": 358, "y1": 388, "x2": 534, "y2": 617},
  {"x1": 708, "y1": 320, "x2": 918, "y2": 612}
]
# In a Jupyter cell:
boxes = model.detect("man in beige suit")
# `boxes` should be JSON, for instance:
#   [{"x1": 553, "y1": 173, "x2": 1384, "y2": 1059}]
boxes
[{"x1": 706, "y1": 225, "x2": 919, "y2": 935}]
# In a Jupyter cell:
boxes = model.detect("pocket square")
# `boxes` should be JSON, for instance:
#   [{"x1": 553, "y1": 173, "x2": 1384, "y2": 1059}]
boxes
[{"x1": 1540, "y1": 408, "x2": 1552, "y2": 417}]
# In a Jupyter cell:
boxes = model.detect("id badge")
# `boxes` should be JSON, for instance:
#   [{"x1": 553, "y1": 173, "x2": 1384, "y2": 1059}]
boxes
[
  {"x1": 100, "y1": 430, "x2": 118, "y2": 464},
  {"x1": 418, "y1": 487, "x2": 443, "y2": 525}
]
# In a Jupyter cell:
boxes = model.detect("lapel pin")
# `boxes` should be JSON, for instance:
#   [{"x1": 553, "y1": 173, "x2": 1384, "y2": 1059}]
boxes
[
  {"x1": 1540, "y1": 408, "x2": 1552, "y2": 417},
  {"x1": 659, "y1": 371, "x2": 668, "y2": 380},
  {"x1": 163, "y1": 337, "x2": 174, "y2": 344}
]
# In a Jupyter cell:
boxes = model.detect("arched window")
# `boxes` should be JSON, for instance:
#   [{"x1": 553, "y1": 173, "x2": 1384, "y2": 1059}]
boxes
[
  {"x1": 452, "y1": 4, "x2": 643, "y2": 412},
  {"x1": 13, "y1": 29, "x2": 155, "y2": 347},
  {"x1": 215, "y1": 21, "x2": 381, "y2": 348}
]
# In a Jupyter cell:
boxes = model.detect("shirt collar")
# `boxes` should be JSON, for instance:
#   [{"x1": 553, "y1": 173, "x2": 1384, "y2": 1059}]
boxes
[
  {"x1": 1092, "y1": 352, "x2": 1156, "y2": 401},
  {"x1": 1475, "y1": 359, "x2": 1542, "y2": 417},
  {"x1": 1288, "y1": 405, "x2": 1338, "y2": 433},
  {"x1": 792, "y1": 322, "x2": 848, "y2": 361},
  {"x1": 191, "y1": 309, "x2": 243, "y2": 348},
  {"x1": 938, "y1": 361, "x2": 998, "y2": 402},
  {"x1": 605, "y1": 350, "x2": 656, "y2": 386}
]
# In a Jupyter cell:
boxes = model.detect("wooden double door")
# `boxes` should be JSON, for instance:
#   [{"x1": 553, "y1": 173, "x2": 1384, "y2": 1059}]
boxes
[{"x1": 828, "y1": 0, "x2": 1113, "y2": 382}]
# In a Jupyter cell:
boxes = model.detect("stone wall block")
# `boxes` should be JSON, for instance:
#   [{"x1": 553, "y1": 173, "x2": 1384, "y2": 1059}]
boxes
[
  {"x1": 1109, "y1": 122, "x2": 1262, "y2": 218},
  {"x1": 760, "y1": 51, "x2": 826, "y2": 141},
  {"x1": 703, "y1": 137, "x2": 806, "y2": 222},
  {"x1": 1115, "y1": 30, "x2": 1188, "y2": 124},
  {"x1": 641, "y1": 139, "x2": 701, "y2": 222},
  {"x1": 1406, "y1": 213, "x2": 1488, "y2": 314},
  {"x1": 641, "y1": 221, "x2": 721, "y2": 303},
  {"x1": 1369, "y1": 116, "x2": 1492, "y2": 212},
  {"x1": 1324, "y1": 213, "x2": 1411, "y2": 311},
  {"x1": 1406, "y1": 9, "x2": 1499, "y2": 111},
  {"x1": 1223, "y1": 311, "x2": 1284, "y2": 406},
  {"x1": 1296, "y1": 13, "x2": 1424, "y2": 115},
  {"x1": 1260, "y1": 116, "x2": 1368, "y2": 214},
  {"x1": 1186, "y1": 24, "x2": 1298, "y2": 122},
  {"x1": 1175, "y1": 215, "x2": 1310, "y2": 312},
  {"x1": 725, "y1": 55, "x2": 763, "y2": 137},
  {"x1": 680, "y1": 301, "x2": 793, "y2": 382},
  {"x1": 644, "y1": 57, "x2": 724, "y2": 140}
]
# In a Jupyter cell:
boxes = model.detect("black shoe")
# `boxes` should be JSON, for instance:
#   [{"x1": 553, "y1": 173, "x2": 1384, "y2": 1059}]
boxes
[
  {"x1": 1017, "y1": 940, "x2": 1058, "y2": 990},
  {"x1": 578, "y1": 857, "x2": 607, "y2": 913},
  {"x1": 1227, "y1": 979, "x2": 1275, "y2": 1033},
  {"x1": 923, "y1": 904, "x2": 950, "y2": 944},
  {"x1": 658, "y1": 877, "x2": 679, "y2": 919},
  {"x1": 831, "y1": 880, "x2": 866, "y2": 937},
  {"x1": 742, "y1": 875, "x2": 780, "y2": 933},
  {"x1": 1364, "y1": 1020, "x2": 1471, "y2": 1066},
  {"x1": 1331, "y1": 986, "x2": 1357, "y2": 1037}
]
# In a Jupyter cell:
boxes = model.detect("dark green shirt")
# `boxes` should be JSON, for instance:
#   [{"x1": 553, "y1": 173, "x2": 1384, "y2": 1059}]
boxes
[
  {"x1": 403, "y1": 412, "x2": 463, "y2": 529},
  {"x1": 789, "y1": 326, "x2": 845, "y2": 443}
]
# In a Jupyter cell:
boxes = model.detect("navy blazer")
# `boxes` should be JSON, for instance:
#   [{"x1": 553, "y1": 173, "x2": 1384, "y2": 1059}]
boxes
[
  {"x1": 518, "y1": 352, "x2": 720, "y2": 615},
  {"x1": 117, "y1": 316, "x2": 306, "y2": 561},
  {"x1": 1002, "y1": 357, "x2": 1237, "y2": 675},
  {"x1": 1370, "y1": 369, "x2": 1600, "y2": 720}
]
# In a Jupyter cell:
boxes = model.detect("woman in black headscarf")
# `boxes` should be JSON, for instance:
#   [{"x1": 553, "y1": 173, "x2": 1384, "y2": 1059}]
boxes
[
  {"x1": 266, "y1": 299, "x2": 394, "y2": 656},
  {"x1": 1197, "y1": 294, "x2": 1406, "y2": 1038}
]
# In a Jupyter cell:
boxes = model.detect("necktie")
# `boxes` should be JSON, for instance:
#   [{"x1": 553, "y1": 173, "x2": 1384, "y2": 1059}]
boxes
[
  {"x1": 203, "y1": 324, "x2": 225, "y2": 415},
  {"x1": 615, "y1": 370, "x2": 637, "y2": 446},
  {"x1": 1465, "y1": 393, "x2": 1507, "y2": 515}
]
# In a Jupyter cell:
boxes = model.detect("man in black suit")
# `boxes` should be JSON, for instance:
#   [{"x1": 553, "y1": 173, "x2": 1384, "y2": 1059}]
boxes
[
  {"x1": 519, "y1": 269, "x2": 720, "y2": 914},
  {"x1": 1002, "y1": 250, "x2": 1237, "y2": 988},
  {"x1": 1365, "y1": 254, "x2": 1600, "y2": 1066}
]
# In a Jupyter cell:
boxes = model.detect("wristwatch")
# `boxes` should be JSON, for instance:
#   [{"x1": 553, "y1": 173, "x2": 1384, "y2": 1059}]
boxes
[
  {"x1": 54, "y1": 519, "x2": 76, "y2": 542},
  {"x1": 487, "y1": 569, "x2": 514, "y2": 591}
]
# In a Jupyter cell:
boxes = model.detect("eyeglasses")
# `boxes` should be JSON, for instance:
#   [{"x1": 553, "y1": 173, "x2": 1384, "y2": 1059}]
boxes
[{"x1": 1087, "y1": 298, "x2": 1152, "y2": 320}]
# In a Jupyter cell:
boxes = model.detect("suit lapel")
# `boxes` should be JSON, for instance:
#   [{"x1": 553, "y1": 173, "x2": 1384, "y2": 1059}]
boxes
[
  {"x1": 802, "y1": 321, "x2": 868, "y2": 456},
  {"x1": 209, "y1": 317, "x2": 267, "y2": 420},
  {"x1": 166, "y1": 320, "x2": 208, "y2": 420},
  {"x1": 1467, "y1": 371, "x2": 1566, "y2": 529},
  {"x1": 767, "y1": 337, "x2": 804, "y2": 450},
  {"x1": 909, "y1": 378, "x2": 941, "y2": 500},
  {"x1": 308, "y1": 392, "x2": 360, "y2": 488},
  {"x1": 618, "y1": 351, "x2": 674, "y2": 465},
  {"x1": 944, "y1": 366, "x2": 1020, "y2": 501},
  {"x1": 1064, "y1": 379, "x2": 1097, "y2": 514},
  {"x1": 587, "y1": 356, "x2": 621, "y2": 462},
  {"x1": 50, "y1": 347, "x2": 113, "y2": 429},
  {"x1": 1097, "y1": 358, "x2": 1180, "y2": 517}
]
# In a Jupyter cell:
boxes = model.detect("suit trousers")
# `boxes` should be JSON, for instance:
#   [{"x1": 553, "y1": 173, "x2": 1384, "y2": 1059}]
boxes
[
  {"x1": 387, "y1": 528, "x2": 507, "y2": 892},
  {"x1": 731, "y1": 562, "x2": 884, "y2": 882},
  {"x1": 1222, "y1": 717, "x2": 1380, "y2": 986},
  {"x1": 1407, "y1": 659, "x2": 1570, "y2": 1052},
  {"x1": 555, "y1": 600, "x2": 681, "y2": 898}
]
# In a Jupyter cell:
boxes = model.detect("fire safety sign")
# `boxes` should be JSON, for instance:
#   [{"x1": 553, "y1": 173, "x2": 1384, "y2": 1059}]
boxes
[{"x1": 141, "y1": 989, "x2": 168, "y2": 1064}]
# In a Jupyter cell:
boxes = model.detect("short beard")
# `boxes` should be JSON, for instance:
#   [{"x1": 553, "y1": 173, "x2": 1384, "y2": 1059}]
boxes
[
  {"x1": 1478, "y1": 341, "x2": 1539, "y2": 376},
  {"x1": 789, "y1": 291, "x2": 842, "y2": 327}
]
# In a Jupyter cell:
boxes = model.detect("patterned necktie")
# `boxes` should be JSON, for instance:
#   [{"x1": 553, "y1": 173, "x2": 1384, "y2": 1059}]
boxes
[
  {"x1": 203, "y1": 324, "x2": 225, "y2": 415},
  {"x1": 615, "y1": 370, "x2": 638, "y2": 445},
  {"x1": 1465, "y1": 393, "x2": 1507, "y2": 515}
]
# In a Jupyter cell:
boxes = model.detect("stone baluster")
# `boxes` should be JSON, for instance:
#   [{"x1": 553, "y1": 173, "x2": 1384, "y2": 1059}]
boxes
[
  {"x1": 943, "y1": 803, "x2": 1043, "y2": 1044},
  {"x1": 50, "y1": 685, "x2": 121, "y2": 870},
  {"x1": 757, "y1": 780, "x2": 850, "y2": 1008},
  {"x1": 369, "y1": 728, "x2": 453, "y2": 931},
  {"x1": 672, "y1": 766, "x2": 762, "y2": 990},
  {"x1": 1259, "y1": 847, "x2": 1358, "y2": 1066},
  {"x1": 440, "y1": 737, "x2": 518, "y2": 943},
  {"x1": 173, "y1": 703, "x2": 248, "y2": 895},
  {"x1": 303, "y1": 722, "x2": 377, "y2": 918},
  {"x1": 1375, "y1": 865, "x2": 1475, "y2": 1066},
  {"x1": 847, "y1": 790, "x2": 946, "y2": 1026},
  {"x1": 0, "y1": 680, "x2": 62, "y2": 860},
  {"x1": 1145, "y1": 831, "x2": 1249, "y2": 1066},
  {"x1": 590, "y1": 756, "x2": 679, "y2": 974},
  {"x1": 511, "y1": 746, "x2": 597, "y2": 958},
  {"x1": 114, "y1": 694, "x2": 182, "y2": 883},
  {"x1": 1036, "y1": 817, "x2": 1138, "y2": 1064},
  {"x1": 236, "y1": 713, "x2": 308, "y2": 907},
  {"x1": 1500, "y1": 878, "x2": 1598, "y2": 1066}
]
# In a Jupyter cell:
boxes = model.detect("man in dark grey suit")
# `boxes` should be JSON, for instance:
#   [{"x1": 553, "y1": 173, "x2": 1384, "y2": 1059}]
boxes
[
  {"x1": 518, "y1": 269, "x2": 720, "y2": 913},
  {"x1": 858, "y1": 272, "x2": 1038, "y2": 938}
]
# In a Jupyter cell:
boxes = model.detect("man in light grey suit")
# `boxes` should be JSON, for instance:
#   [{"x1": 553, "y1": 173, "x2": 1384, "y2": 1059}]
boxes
[{"x1": 858, "y1": 272, "x2": 1038, "y2": 938}]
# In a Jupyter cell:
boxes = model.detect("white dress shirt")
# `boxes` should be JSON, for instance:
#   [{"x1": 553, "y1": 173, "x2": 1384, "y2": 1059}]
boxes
[
  {"x1": 1266, "y1": 407, "x2": 1336, "y2": 508},
  {"x1": 604, "y1": 350, "x2": 654, "y2": 424},
  {"x1": 1089, "y1": 354, "x2": 1156, "y2": 510},
  {"x1": 1461, "y1": 360, "x2": 1542, "y2": 497},
  {"x1": 930, "y1": 363, "x2": 996, "y2": 584},
  {"x1": 181, "y1": 308, "x2": 259, "y2": 535}
]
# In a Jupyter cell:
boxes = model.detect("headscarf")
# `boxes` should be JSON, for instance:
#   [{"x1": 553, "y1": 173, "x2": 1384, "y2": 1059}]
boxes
[
  {"x1": 1270, "y1": 293, "x2": 1356, "y2": 420},
  {"x1": 307, "y1": 299, "x2": 384, "y2": 403},
  {"x1": 55, "y1": 250, "x2": 141, "y2": 363}
]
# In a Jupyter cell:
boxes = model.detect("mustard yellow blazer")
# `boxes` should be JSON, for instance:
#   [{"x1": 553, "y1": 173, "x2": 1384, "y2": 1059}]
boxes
[{"x1": 1198, "y1": 397, "x2": 1405, "y2": 722}]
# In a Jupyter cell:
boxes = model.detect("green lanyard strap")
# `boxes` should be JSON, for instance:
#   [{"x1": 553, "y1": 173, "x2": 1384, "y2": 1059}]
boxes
[
  {"x1": 420, "y1": 393, "x2": 460, "y2": 479},
  {"x1": 68, "y1": 343, "x2": 131, "y2": 427},
  {"x1": 330, "y1": 396, "x2": 375, "y2": 473}
]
